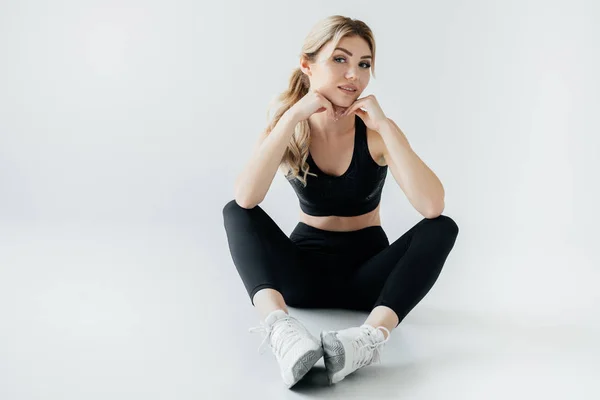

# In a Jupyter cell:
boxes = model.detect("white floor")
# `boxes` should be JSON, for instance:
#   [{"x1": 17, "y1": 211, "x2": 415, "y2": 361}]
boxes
[{"x1": 1, "y1": 222, "x2": 598, "y2": 400}]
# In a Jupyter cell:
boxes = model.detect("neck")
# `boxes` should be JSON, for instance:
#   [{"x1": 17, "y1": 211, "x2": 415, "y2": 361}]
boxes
[{"x1": 308, "y1": 107, "x2": 355, "y2": 141}]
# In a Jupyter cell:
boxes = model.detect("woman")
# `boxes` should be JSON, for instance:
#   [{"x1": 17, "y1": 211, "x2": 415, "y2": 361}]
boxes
[{"x1": 222, "y1": 15, "x2": 459, "y2": 388}]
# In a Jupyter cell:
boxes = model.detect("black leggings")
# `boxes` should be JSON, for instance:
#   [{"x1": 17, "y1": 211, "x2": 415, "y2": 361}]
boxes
[{"x1": 222, "y1": 200, "x2": 459, "y2": 326}]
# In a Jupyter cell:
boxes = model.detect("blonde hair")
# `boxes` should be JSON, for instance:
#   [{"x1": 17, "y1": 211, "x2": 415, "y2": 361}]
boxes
[{"x1": 265, "y1": 15, "x2": 377, "y2": 187}]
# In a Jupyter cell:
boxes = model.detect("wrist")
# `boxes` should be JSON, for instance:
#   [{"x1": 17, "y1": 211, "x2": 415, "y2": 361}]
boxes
[
  {"x1": 283, "y1": 108, "x2": 302, "y2": 125},
  {"x1": 375, "y1": 117, "x2": 391, "y2": 133}
]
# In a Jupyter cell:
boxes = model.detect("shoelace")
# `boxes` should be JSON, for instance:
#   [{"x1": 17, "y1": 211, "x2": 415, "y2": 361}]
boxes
[
  {"x1": 352, "y1": 325, "x2": 391, "y2": 369},
  {"x1": 249, "y1": 315, "x2": 304, "y2": 358}
]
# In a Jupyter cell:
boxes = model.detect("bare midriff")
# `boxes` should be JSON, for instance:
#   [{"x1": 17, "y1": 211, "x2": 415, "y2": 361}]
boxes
[{"x1": 298, "y1": 202, "x2": 382, "y2": 232}]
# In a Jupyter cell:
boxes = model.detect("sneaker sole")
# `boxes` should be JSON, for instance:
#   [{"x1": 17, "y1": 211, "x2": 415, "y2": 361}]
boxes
[
  {"x1": 321, "y1": 332, "x2": 345, "y2": 384},
  {"x1": 288, "y1": 348, "x2": 324, "y2": 388}
]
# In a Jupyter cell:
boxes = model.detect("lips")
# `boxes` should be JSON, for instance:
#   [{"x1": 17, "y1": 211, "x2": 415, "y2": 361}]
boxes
[{"x1": 338, "y1": 84, "x2": 357, "y2": 92}]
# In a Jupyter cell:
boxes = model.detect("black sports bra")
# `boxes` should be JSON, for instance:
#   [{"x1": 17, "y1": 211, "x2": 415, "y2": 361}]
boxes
[{"x1": 286, "y1": 115, "x2": 388, "y2": 217}]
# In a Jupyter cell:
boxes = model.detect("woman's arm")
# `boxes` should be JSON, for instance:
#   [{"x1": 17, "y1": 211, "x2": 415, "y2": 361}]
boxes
[
  {"x1": 378, "y1": 118, "x2": 445, "y2": 218},
  {"x1": 234, "y1": 110, "x2": 300, "y2": 208}
]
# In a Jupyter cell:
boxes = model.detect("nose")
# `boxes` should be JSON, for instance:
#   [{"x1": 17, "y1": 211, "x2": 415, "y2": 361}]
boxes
[{"x1": 345, "y1": 66, "x2": 359, "y2": 81}]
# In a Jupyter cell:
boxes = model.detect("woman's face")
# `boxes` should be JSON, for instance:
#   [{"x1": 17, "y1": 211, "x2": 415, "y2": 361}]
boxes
[{"x1": 302, "y1": 35, "x2": 372, "y2": 108}]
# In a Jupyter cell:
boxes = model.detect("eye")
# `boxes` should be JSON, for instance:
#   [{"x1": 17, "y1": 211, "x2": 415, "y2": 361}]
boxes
[{"x1": 334, "y1": 56, "x2": 371, "y2": 69}]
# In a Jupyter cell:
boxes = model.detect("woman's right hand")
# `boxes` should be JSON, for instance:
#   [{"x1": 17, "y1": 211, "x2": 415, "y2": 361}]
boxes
[{"x1": 288, "y1": 89, "x2": 336, "y2": 122}]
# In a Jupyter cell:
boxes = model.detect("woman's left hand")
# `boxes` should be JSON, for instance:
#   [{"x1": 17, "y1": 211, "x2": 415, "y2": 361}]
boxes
[{"x1": 341, "y1": 94, "x2": 388, "y2": 132}]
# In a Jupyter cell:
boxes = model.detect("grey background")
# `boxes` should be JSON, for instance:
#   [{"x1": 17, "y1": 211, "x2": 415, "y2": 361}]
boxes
[{"x1": 1, "y1": 0, "x2": 599, "y2": 398}]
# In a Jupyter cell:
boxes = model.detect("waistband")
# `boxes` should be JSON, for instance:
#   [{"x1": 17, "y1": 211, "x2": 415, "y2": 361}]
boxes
[
  {"x1": 292, "y1": 221, "x2": 385, "y2": 238},
  {"x1": 290, "y1": 222, "x2": 389, "y2": 259}
]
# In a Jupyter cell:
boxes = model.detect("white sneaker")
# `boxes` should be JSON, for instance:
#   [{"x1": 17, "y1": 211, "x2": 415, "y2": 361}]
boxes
[
  {"x1": 321, "y1": 324, "x2": 390, "y2": 384},
  {"x1": 249, "y1": 310, "x2": 324, "y2": 388}
]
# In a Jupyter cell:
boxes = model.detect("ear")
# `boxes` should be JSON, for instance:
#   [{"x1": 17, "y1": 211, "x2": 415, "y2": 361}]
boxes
[{"x1": 299, "y1": 56, "x2": 312, "y2": 77}]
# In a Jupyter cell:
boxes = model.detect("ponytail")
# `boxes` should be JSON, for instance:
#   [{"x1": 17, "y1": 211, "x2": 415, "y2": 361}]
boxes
[{"x1": 264, "y1": 67, "x2": 316, "y2": 186}]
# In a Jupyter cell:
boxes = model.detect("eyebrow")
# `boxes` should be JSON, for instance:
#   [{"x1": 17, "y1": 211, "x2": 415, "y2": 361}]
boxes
[{"x1": 334, "y1": 47, "x2": 372, "y2": 59}]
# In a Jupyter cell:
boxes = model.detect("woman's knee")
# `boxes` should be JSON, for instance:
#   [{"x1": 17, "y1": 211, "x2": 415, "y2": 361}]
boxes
[
  {"x1": 420, "y1": 214, "x2": 459, "y2": 239},
  {"x1": 222, "y1": 199, "x2": 271, "y2": 237},
  {"x1": 222, "y1": 199, "x2": 260, "y2": 218},
  {"x1": 437, "y1": 214, "x2": 459, "y2": 237}
]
